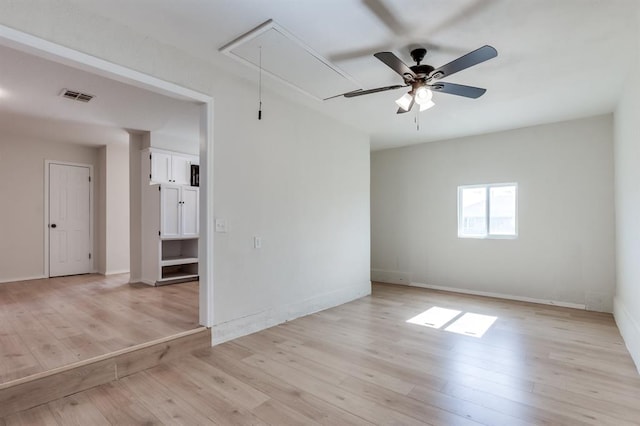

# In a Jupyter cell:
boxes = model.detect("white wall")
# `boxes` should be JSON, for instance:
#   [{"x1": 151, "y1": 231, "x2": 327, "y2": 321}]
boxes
[
  {"x1": 613, "y1": 8, "x2": 640, "y2": 372},
  {"x1": 371, "y1": 115, "x2": 615, "y2": 311},
  {"x1": 0, "y1": 135, "x2": 100, "y2": 282},
  {"x1": 148, "y1": 131, "x2": 198, "y2": 156},
  {"x1": 97, "y1": 144, "x2": 129, "y2": 275},
  {"x1": 96, "y1": 146, "x2": 107, "y2": 273},
  {"x1": 105, "y1": 143, "x2": 130, "y2": 274},
  {"x1": 0, "y1": 2, "x2": 371, "y2": 341},
  {"x1": 128, "y1": 133, "x2": 144, "y2": 283},
  {"x1": 213, "y1": 82, "x2": 371, "y2": 341}
]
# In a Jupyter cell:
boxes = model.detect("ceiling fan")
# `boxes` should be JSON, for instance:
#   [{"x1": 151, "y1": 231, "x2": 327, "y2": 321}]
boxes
[{"x1": 327, "y1": 45, "x2": 497, "y2": 114}]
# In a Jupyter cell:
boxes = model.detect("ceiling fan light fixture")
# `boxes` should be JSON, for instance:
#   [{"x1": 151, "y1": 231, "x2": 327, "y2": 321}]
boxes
[
  {"x1": 414, "y1": 86, "x2": 433, "y2": 105},
  {"x1": 328, "y1": 45, "x2": 497, "y2": 117},
  {"x1": 419, "y1": 100, "x2": 435, "y2": 111},
  {"x1": 395, "y1": 92, "x2": 413, "y2": 111}
]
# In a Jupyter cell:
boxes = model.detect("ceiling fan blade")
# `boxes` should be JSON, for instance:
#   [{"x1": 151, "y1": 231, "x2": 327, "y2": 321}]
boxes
[
  {"x1": 429, "y1": 45, "x2": 497, "y2": 82},
  {"x1": 342, "y1": 84, "x2": 407, "y2": 98},
  {"x1": 363, "y1": 0, "x2": 407, "y2": 36},
  {"x1": 397, "y1": 97, "x2": 415, "y2": 114},
  {"x1": 323, "y1": 90, "x2": 362, "y2": 100},
  {"x1": 374, "y1": 52, "x2": 416, "y2": 80},
  {"x1": 429, "y1": 82, "x2": 487, "y2": 99}
]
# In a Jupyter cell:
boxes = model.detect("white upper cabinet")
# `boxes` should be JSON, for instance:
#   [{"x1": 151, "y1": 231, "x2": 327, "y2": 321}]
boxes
[
  {"x1": 150, "y1": 151, "x2": 172, "y2": 183},
  {"x1": 171, "y1": 155, "x2": 192, "y2": 186},
  {"x1": 144, "y1": 148, "x2": 198, "y2": 185}
]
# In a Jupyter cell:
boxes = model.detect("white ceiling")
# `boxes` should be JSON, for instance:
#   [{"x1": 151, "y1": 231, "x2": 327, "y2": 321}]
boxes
[
  {"x1": 0, "y1": 43, "x2": 201, "y2": 146},
  {"x1": 1, "y1": 0, "x2": 638, "y2": 150}
]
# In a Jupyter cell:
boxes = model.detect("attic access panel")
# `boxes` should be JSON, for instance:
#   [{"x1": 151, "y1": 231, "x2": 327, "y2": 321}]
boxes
[{"x1": 221, "y1": 20, "x2": 359, "y2": 100}]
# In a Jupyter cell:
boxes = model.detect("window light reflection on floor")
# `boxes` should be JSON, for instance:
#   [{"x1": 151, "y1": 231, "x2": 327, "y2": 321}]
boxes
[
  {"x1": 406, "y1": 307, "x2": 498, "y2": 338},
  {"x1": 444, "y1": 312, "x2": 498, "y2": 338},
  {"x1": 407, "y1": 307, "x2": 461, "y2": 329}
]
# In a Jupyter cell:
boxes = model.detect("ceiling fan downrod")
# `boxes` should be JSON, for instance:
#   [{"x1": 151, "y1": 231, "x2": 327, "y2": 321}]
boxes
[{"x1": 410, "y1": 48, "x2": 427, "y2": 65}]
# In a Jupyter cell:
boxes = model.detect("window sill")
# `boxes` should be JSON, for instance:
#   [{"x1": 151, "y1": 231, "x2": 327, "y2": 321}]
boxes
[{"x1": 458, "y1": 234, "x2": 518, "y2": 240}]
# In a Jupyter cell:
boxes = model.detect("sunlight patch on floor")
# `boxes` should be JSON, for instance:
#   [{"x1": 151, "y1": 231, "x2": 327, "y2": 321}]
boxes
[
  {"x1": 406, "y1": 307, "x2": 461, "y2": 329},
  {"x1": 444, "y1": 312, "x2": 497, "y2": 338},
  {"x1": 406, "y1": 307, "x2": 498, "y2": 338}
]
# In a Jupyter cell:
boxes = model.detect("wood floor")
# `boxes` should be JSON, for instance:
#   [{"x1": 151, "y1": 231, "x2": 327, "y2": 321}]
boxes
[
  {"x1": 0, "y1": 274, "x2": 199, "y2": 384},
  {"x1": 3, "y1": 282, "x2": 640, "y2": 425}
]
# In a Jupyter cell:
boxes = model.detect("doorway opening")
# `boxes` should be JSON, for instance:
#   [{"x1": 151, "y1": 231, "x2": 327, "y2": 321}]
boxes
[{"x1": 0, "y1": 24, "x2": 213, "y2": 386}]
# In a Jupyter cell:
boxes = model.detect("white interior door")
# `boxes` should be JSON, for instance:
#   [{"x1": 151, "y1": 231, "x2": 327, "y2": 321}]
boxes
[{"x1": 49, "y1": 164, "x2": 92, "y2": 277}]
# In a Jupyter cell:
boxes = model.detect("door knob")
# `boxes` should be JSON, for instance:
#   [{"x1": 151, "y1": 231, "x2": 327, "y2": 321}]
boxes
[{"x1": 50, "y1": 224, "x2": 57, "y2": 228}]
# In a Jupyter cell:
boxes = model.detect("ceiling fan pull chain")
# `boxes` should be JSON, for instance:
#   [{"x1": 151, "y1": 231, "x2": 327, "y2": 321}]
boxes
[{"x1": 258, "y1": 45, "x2": 263, "y2": 120}]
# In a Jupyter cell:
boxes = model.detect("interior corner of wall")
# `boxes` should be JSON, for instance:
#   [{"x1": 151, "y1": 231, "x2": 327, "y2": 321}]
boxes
[
  {"x1": 614, "y1": 296, "x2": 640, "y2": 374},
  {"x1": 371, "y1": 268, "x2": 411, "y2": 285}
]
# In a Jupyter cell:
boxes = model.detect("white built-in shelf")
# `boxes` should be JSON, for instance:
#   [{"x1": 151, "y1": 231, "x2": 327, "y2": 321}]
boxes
[
  {"x1": 140, "y1": 149, "x2": 200, "y2": 286},
  {"x1": 158, "y1": 272, "x2": 198, "y2": 282},
  {"x1": 160, "y1": 261, "x2": 198, "y2": 285},
  {"x1": 161, "y1": 256, "x2": 198, "y2": 267}
]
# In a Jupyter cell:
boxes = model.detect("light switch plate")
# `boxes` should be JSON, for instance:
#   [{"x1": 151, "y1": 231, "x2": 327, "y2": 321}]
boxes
[
  {"x1": 253, "y1": 236, "x2": 262, "y2": 249},
  {"x1": 215, "y1": 219, "x2": 227, "y2": 233}
]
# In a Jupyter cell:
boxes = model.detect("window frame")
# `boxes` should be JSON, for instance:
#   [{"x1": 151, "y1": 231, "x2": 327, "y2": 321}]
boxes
[{"x1": 457, "y1": 182, "x2": 518, "y2": 239}]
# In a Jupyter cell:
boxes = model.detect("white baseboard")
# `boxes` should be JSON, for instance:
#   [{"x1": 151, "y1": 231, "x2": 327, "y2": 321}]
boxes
[
  {"x1": 398, "y1": 281, "x2": 586, "y2": 310},
  {"x1": 104, "y1": 269, "x2": 130, "y2": 276},
  {"x1": 614, "y1": 296, "x2": 640, "y2": 374},
  {"x1": 211, "y1": 282, "x2": 371, "y2": 345},
  {"x1": 0, "y1": 275, "x2": 47, "y2": 284},
  {"x1": 370, "y1": 268, "x2": 412, "y2": 285}
]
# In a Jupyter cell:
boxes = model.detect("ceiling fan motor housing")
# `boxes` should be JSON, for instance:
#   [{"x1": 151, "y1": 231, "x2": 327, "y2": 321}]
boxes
[{"x1": 411, "y1": 64, "x2": 435, "y2": 77}]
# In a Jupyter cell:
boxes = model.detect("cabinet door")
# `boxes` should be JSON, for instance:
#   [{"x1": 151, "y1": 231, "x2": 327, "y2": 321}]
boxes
[
  {"x1": 181, "y1": 186, "x2": 199, "y2": 237},
  {"x1": 171, "y1": 155, "x2": 191, "y2": 186},
  {"x1": 151, "y1": 152, "x2": 172, "y2": 184},
  {"x1": 160, "y1": 185, "x2": 181, "y2": 238}
]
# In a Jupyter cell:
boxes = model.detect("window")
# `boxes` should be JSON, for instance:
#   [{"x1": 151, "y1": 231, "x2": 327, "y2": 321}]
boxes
[{"x1": 458, "y1": 183, "x2": 517, "y2": 238}]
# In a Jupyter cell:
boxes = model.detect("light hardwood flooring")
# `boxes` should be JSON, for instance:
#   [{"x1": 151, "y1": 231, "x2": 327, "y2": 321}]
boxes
[
  {"x1": 0, "y1": 274, "x2": 199, "y2": 384},
  {"x1": 4, "y1": 282, "x2": 640, "y2": 425}
]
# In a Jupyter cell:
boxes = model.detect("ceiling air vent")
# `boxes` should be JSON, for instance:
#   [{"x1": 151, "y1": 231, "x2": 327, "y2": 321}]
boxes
[{"x1": 60, "y1": 89, "x2": 95, "y2": 103}]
